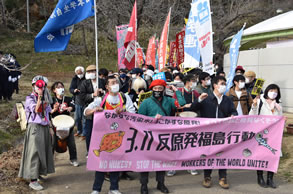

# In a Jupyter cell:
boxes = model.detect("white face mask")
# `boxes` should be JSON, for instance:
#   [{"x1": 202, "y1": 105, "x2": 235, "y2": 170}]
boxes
[
  {"x1": 174, "y1": 80, "x2": 181, "y2": 83},
  {"x1": 77, "y1": 74, "x2": 84, "y2": 79},
  {"x1": 145, "y1": 75, "x2": 151, "y2": 80},
  {"x1": 56, "y1": 88, "x2": 64, "y2": 96},
  {"x1": 85, "y1": 73, "x2": 96, "y2": 80},
  {"x1": 239, "y1": 82, "x2": 245, "y2": 89},
  {"x1": 218, "y1": 85, "x2": 226, "y2": 94},
  {"x1": 268, "y1": 91, "x2": 278, "y2": 100},
  {"x1": 191, "y1": 82, "x2": 197, "y2": 89},
  {"x1": 131, "y1": 74, "x2": 137, "y2": 79},
  {"x1": 205, "y1": 79, "x2": 211, "y2": 86},
  {"x1": 110, "y1": 84, "x2": 120, "y2": 93},
  {"x1": 245, "y1": 77, "x2": 250, "y2": 84}
]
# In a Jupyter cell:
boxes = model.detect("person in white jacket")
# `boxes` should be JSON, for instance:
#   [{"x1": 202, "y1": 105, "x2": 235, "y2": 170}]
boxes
[{"x1": 249, "y1": 84, "x2": 282, "y2": 189}]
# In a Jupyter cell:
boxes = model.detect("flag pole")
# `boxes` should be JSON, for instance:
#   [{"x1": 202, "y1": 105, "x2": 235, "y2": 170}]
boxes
[
  {"x1": 94, "y1": 0, "x2": 99, "y2": 88},
  {"x1": 134, "y1": 1, "x2": 137, "y2": 68}
]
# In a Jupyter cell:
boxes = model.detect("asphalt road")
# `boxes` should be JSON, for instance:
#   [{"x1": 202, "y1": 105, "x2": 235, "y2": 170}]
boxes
[{"x1": 38, "y1": 137, "x2": 293, "y2": 194}]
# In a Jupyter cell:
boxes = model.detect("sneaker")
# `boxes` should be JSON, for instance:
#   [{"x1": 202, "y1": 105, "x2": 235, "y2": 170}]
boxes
[
  {"x1": 219, "y1": 178, "x2": 229, "y2": 189},
  {"x1": 190, "y1": 170, "x2": 199, "y2": 176},
  {"x1": 166, "y1": 170, "x2": 176, "y2": 177},
  {"x1": 29, "y1": 181, "x2": 44, "y2": 191},
  {"x1": 108, "y1": 190, "x2": 122, "y2": 194},
  {"x1": 91, "y1": 191, "x2": 100, "y2": 194},
  {"x1": 70, "y1": 160, "x2": 79, "y2": 167},
  {"x1": 202, "y1": 177, "x2": 212, "y2": 188}
]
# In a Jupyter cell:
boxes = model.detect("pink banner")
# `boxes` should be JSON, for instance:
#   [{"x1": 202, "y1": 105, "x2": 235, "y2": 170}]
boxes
[
  {"x1": 116, "y1": 24, "x2": 128, "y2": 70},
  {"x1": 87, "y1": 111, "x2": 284, "y2": 173}
]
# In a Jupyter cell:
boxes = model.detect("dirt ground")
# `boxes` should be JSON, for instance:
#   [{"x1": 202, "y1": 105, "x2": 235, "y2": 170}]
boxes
[{"x1": 0, "y1": 80, "x2": 293, "y2": 193}]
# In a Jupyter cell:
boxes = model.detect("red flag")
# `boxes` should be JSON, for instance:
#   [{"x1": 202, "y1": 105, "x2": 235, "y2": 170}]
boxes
[
  {"x1": 146, "y1": 36, "x2": 156, "y2": 68},
  {"x1": 123, "y1": 1, "x2": 137, "y2": 70},
  {"x1": 169, "y1": 41, "x2": 176, "y2": 67},
  {"x1": 158, "y1": 8, "x2": 171, "y2": 70},
  {"x1": 176, "y1": 30, "x2": 185, "y2": 65},
  {"x1": 136, "y1": 47, "x2": 144, "y2": 66}
]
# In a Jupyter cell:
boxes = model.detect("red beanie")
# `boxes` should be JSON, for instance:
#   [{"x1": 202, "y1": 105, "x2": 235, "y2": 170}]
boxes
[{"x1": 149, "y1": 79, "x2": 167, "y2": 89}]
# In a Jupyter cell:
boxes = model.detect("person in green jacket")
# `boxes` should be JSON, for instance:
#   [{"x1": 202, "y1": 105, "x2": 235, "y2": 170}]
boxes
[{"x1": 138, "y1": 79, "x2": 186, "y2": 194}]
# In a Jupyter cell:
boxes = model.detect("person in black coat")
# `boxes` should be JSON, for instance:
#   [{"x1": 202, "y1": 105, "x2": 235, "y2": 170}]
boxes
[
  {"x1": 50, "y1": 81, "x2": 79, "y2": 167},
  {"x1": 69, "y1": 66, "x2": 85, "y2": 136},
  {"x1": 191, "y1": 76, "x2": 238, "y2": 190},
  {"x1": 79, "y1": 65, "x2": 105, "y2": 152}
]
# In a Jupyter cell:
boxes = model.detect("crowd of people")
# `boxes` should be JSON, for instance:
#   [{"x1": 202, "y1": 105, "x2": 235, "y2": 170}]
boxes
[
  {"x1": 0, "y1": 51, "x2": 21, "y2": 101},
  {"x1": 18, "y1": 63, "x2": 283, "y2": 193}
]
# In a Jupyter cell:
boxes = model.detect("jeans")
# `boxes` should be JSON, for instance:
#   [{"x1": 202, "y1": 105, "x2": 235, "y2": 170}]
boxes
[
  {"x1": 84, "y1": 119, "x2": 93, "y2": 152},
  {"x1": 140, "y1": 171, "x2": 165, "y2": 185},
  {"x1": 204, "y1": 169, "x2": 227, "y2": 179},
  {"x1": 74, "y1": 104, "x2": 85, "y2": 136},
  {"x1": 93, "y1": 171, "x2": 119, "y2": 192}
]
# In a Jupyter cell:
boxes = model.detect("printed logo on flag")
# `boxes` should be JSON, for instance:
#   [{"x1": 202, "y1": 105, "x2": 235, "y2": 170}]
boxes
[
  {"x1": 152, "y1": 72, "x2": 166, "y2": 81},
  {"x1": 34, "y1": 0, "x2": 94, "y2": 52}
]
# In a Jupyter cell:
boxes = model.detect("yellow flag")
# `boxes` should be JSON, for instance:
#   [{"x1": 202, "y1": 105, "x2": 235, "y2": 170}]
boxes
[{"x1": 184, "y1": 18, "x2": 188, "y2": 25}]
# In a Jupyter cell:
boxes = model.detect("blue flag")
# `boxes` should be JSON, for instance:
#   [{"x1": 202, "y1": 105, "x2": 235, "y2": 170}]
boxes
[
  {"x1": 183, "y1": 0, "x2": 200, "y2": 69},
  {"x1": 225, "y1": 25, "x2": 245, "y2": 93},
  {"x1": 34, "y1": 0, "x2": 94, "y2": 52}
]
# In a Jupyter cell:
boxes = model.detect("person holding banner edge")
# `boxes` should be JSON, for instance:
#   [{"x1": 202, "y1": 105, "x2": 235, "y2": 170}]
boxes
[
  {"x1": 249, "y1": 84, "x2": 283, "y2": 188},
  {"x1": 191, "y1": 76, "x2": 238, "y2": 189},
  {"x1": 84, "y1": 75, "x2": 135, "y2": 194},
  {"x1": 138, "y1": 79, "x2": 186, "y2": 194}
]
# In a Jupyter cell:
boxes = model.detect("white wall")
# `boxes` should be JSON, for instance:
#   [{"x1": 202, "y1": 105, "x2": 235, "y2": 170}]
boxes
[{"x1": 224, "y1": 47, "x2": 293, "y2": 113}]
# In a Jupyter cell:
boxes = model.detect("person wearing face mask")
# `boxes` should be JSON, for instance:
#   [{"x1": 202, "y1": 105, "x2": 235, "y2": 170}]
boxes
[
  {"x1": 191, "y1": 76, "x2": 238, "y2": 190},
  {"x1": 18, "y1": 77, "x2": 55, "y2": 191},
  {"x1": 244, "y1": 70, "x2": 261, "y2": 98},
  {"x1": 173, "y1": 73, "x2": 184, "y2": 85},
  {"x1": 80, "y1": 65, "x2": 105, "y2": 151},
  {"x1": 69, "y1": 66, "x2": 85, "y2": 137},
  {"x1": 168, "y1": 74, "x2": 200, "y2": 177},
  {"x1": 144, "y1": 69, "x2": 154, "y2": 86},
  {"x1": 84, "y1": 75, "x2": 135, "y2": 194},
  {"x1": 195, "y1": 72, "x2": 213, "y2": 96},
  {"x1": 50, "y1": 81, "x2": 79, "y2": 167},
  {"x1": 173, "y1": 74, "x2": 199, "y2": 111},
  {"x1": 235, "y1": 65, "x2": 245, "y2": 76},
  {"x1": 138, "y1": 79, "x2": 186, "y2": 194},
  {"x1": 118, "y1": 72, "x2": 130, "y2": 94},
  {"x1": 130, "y1": 68, "x2": 149, "y2": 89},
  {"x1": 226, "y1": 75, "x2": 253, "y2": 115},
  {"x1": 249, "y1": 84, "x2": 283, "y2": 189}
]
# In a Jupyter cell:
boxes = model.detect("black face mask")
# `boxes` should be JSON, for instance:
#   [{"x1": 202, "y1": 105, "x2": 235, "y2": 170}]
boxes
[{"x1": 153, "y1": 91, "x2": 164, "y2": 99}]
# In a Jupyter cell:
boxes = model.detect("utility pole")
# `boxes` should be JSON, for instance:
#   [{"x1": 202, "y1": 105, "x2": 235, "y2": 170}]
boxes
[{"x1": 27, "y1": 0, "x2": 30, "y2": 32}]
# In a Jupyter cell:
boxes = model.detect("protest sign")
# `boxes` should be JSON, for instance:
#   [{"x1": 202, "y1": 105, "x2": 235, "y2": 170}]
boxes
[
  {"x1": 87, "y1": 111, "x2": 284, "y2": 172},
  {"x1": 152, "y1": 72, "x2": 166, "y2": 81},
  {"x1": 138, "y1": 91, "x2": 153, "y2": 107},
  {"x1": 251, "y1": 78, "x2": 265, "y2": 96}
]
